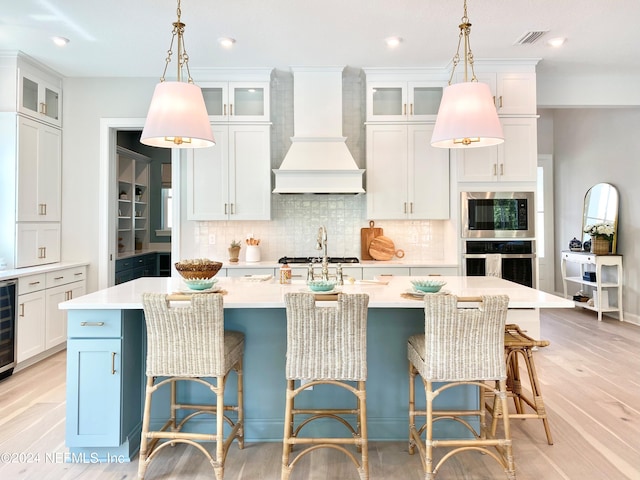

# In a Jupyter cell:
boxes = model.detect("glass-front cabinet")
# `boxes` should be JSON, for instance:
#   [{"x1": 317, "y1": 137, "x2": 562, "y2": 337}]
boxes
[
  {"x1": 366, "y1": 81, "x2": 444, "y2": 122},
  {"x1": 201, "y1": 81, "x2": 270, "y2": 122},
  {"x1": 18, "y1": 70, "x2": 62, "y2": 127}
]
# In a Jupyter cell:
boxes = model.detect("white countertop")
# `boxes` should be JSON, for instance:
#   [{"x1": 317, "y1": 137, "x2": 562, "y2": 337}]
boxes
[
  {"x1": 0, "y1": 261, "x2": 89, "y2": 281},
  {"x1": 59, "y1": 275, "x2": 573, "y2": 310},
  {"x1": 219, "y1": 259, "x2": 459, "y2": 269}
]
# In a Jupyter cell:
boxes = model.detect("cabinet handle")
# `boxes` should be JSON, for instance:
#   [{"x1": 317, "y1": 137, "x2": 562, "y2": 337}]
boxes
[
  {"x1": 500, "y1": 164, "x2": 504, "y2": 176},
  {"x1": 19, "y1": 303, "x2": 25, "y2": 317},
  {"x1": 224, "y1": 203, "x2": 228, "y2": 214},
  {"x1": 403, "y1": 202, "x2": 407, "y2": 214},
  {"x1": 29, "y1": 281, "x2": 41, "y2": 286},
  {"x1": 40, "y1": 102, "x2": 47, "y2": 115},
  {"x1": 498, "y1": 96, "x2": 503, "y2": 108},
  {"x1": 230, "y1": 104, "x2": 233, "y2": 116},
  {"x1": 74, "y1": 272, "x2": 83, "y2": 276},
  {"x1": 493, "y1": 164, "x2": 497, "y2": 176},
  {"x1": 111, "y1": 352, "x2": 116, "y2": 375},
  {"x1": 403, "y1": 103, "x2": 407, "y2": 115},
  {"x1": 410, "y1": 202, "x2": 414, "y2": 214},
  {"x1": 54, "y1": 276, "x2": 64, "y2": 280},
  {"x1": 231, "y1": 203, "x2": 235, "y2": 214},
  {"x1": 80, "y1": 321, "x2": 105, "y2": 327},
  {"x1": 223, "y1": 104, "x2": 227, "y2": 116},
  {"x1": 493, "y1": 95, "x2": 496, "y2": 107},
  {"x1": 410, "y1": 103, "x2": 413, "y2": 115}
]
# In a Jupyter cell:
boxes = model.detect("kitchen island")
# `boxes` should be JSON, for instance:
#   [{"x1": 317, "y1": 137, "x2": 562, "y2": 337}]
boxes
[{"x1": 60, "y1": 276, "x2": 572, "y2": 461}]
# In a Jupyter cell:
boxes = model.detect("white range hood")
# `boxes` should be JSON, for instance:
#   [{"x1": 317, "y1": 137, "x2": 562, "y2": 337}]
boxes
[{"x1": 273, "y1": 66, "x2": 365, "y2": 194}]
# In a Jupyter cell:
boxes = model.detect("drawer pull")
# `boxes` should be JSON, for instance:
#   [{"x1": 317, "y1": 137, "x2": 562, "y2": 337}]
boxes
[
  {"x1": 54, "y1": 276, "x2": 64, "y2": 280},
  {"x1": 74, "y1": 272, "x2": 84, "y2": 276},
  {"x1": 29, "y1": 281, "x2": 41, "y2": 286},
  {"x1": 111, "y1": 352, "x2": 116, "y2": 375},
  {"x1": 80, "y1": 321, "x2": 105, "y2": 327}
]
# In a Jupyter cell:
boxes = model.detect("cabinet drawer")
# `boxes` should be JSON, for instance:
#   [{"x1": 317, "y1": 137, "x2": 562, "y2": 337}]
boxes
[
  {"x1": 67, "y1": 310, "x2": 122, "y2": 338},
  {"x1": 46, "y1": 266, "x2": 86, "y2": 288},
  {"x1": 115, "y1": 258, "x2": 133, "y2": 272},
  {"x1": 562, "y1": 252, "x2": 595, "y2": 264},
  {"x1": 18, "y1": 274, "x2": 47, "y2": 294}
]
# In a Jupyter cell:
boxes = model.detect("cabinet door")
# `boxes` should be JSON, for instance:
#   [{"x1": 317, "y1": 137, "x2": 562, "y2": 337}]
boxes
[
  {"x1": 18, "y1": 71, "x2": 62, "y2": 127},
  {"x1": 16, "y1": 223, "x2": 61, "y2": 267},
  {"x1": 200, "y1": 82, "x2": 229, "y2": 121},
  {"x1": 229, "y1": 82, "x2": 270, "y2": 122},
  {"x1": 366, "y1": 124, "x2": 408, "y2": 219},
  {"x1": 45, "y1": 284, "x2": 67, "y2": 349},
  {"x1": 366, "y1": 82, "x2": 408, "y2": 122},
  {"x1": 408, "y1": 124, "x2": 450, "y2": 219},
  {"x1": 16, "y1": 291, "x2": 46, "y2": 363},
  {"x1": 66, "y1": 338, "x2": 122, "y2": 447},
  {"x1": 228, "y1": 125, "x2": 271, "y2": 220},
  {"x1": 186, "y1": 125, "x2": 229, "y2": 220},
  {"x1": 407, "y1": 82, "x2": 444, "y2": 121},
  {"x1": 456, "y1": 142, "x2": 499, "y2": 183},
  {"x1": 498, "y1": 118, "x2": 537, "y2": 182},
  {"x1": 495, "y1": 73, "x2": 536, "y2": 115},
  {"x1": 17, "y1": 116, "x2": 62, "y2": 222}
]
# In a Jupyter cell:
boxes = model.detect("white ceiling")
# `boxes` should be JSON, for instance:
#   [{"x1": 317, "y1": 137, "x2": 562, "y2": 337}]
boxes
[{"x1": 1, "y1": 0, "x2": 639, "y2": 80}]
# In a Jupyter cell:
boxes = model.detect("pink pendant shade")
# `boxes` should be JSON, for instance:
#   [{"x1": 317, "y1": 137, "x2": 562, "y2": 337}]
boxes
[
  {"x1": 431, "y1": 81, "x2": 504, "y2": 149},
  {"x1": 140, "y1": 81, "x2": 215, "y2": 149}
]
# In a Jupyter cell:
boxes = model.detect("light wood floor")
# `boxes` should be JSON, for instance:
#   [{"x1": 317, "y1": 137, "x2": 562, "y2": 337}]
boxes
[{"x1": 1, "y1": 308, "x2": 638, "y2": 479}]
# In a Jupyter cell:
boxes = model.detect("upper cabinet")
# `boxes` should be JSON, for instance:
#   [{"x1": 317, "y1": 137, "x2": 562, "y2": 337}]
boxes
[
  {"x1": 18, "y1": 66, "x2": 62, "y2": 127},
  {"x1": 200, "y1": 81, "x2": 270, "y2": 122},
  {"x1": 17, "y1": 116, "x2": 61, "y2": 222},
  {"x1": 456, "y1": 117, "x2": 538, "y2": 183},
  {"x1": 366, "y1": 123, "x2": 450, "y2": 220},
  {"x1": 186, "y1": 124, "x2": 271, "y2": 221},
  {"x1": 365, "y1": 80, "x2": 445, "y2": 122},
  {"x1": 456, "y1": 71, "x2": 536, "y2": 116}
]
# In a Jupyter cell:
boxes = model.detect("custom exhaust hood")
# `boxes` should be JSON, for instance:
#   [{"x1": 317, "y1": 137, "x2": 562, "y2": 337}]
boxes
[{"x1": 273, "y1": 66, "x2": 365, "y2": 194}]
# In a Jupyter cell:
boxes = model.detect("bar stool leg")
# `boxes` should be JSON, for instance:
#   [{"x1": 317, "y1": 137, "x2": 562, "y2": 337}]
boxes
[
  {"x1": 408, "y1": 362, "x2": 417, "y2": 455},
  {"x1": 522, "y1": 348, "x2": 553, "y2": 445},
  {"x1": 281, "y1": 380, "x2": 294, "y2": 480}
]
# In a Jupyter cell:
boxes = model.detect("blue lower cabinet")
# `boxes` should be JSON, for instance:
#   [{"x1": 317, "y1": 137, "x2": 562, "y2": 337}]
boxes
[
  {"x1": 66, "y1": 310, "x2": 145, "y2": 461},
  {"x1": 116, "y1": 253, "x2": 159, "y2": 284}
]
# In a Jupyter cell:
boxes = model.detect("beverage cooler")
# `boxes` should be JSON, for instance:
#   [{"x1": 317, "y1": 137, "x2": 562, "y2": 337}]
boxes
[{"x1": 0, "y1": 279, "x2": 17, "y2": 381}]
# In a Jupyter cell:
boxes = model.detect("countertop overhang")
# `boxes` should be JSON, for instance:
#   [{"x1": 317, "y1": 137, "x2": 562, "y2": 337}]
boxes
[{"x1": 59, "y1": 275, "x2": 573, "y2": 311}]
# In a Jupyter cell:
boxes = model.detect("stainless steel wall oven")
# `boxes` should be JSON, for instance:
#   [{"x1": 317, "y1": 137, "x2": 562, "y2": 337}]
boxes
[{"x1": 463, "y1": 240, "x2": 536, "y2": 288}]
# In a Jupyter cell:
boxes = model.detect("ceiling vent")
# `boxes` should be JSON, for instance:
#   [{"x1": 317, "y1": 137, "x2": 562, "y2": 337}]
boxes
[{"x1": 514, "y1": 30, "x2": 548, "y2": 45}]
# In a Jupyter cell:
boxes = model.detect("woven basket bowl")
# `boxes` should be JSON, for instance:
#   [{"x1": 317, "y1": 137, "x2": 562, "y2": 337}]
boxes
[{"x1": 175, "y1": 260, "x2": 223, "y2": 280}]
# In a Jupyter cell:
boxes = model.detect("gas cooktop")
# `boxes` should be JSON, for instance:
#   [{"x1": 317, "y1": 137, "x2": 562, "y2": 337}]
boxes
[{"x1": 278, "y1": 256, "x2": 360, "y2": 264}]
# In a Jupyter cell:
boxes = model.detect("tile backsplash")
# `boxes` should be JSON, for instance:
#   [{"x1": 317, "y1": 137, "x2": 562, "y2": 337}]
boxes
[{"x1": 192, "y1": 194, "x2": 456, "y2": 264}]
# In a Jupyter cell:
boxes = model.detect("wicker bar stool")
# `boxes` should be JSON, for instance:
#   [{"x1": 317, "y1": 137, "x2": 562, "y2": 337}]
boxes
[
  {"x1": 488, "y1": 324, "x2": 553, "y2": 445},
  {"x1": 408, "y1": 294, "x2": 516, "y2": 480},
  {"x1": 281, "y1": 292, "x2": 369, "y2": 480},
  {"x1": 138, "y1": 293, "x2": 244, "y2": 480}
]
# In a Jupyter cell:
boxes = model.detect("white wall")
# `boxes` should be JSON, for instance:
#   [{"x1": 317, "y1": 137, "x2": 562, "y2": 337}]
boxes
[
  {"x1": 540, "y1": 108, "x2": 640, "y2": 322},
  {"x1": 62, "y1": 77, "x2": 157, "y2": 292}
]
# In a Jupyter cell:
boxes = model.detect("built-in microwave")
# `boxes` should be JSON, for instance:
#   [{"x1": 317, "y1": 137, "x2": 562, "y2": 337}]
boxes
[{"x1": 461, "y1": 191, "x2": 535, "y2": 238}]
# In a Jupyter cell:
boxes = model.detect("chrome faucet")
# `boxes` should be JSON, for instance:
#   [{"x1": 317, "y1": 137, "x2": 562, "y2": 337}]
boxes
[{"x1": 316, "y1": 225, "x2": 329, "y2": 281}]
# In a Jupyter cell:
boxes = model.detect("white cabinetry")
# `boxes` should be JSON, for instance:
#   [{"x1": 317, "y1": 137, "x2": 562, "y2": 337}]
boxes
[
  {"x1": 187, "y1": 124, "x2": 271, "y2": 221},
  {"x1": 561, "y1": 251, "x2": 623, "y2": 322},
  {"x1": 16, "y1": 266, "x2": 86, "y2": 365},
  {"x1": 456, "y1": 118, "x2": 537, "y2": 183},
  {"x1": 201, "y1": 81, "x2": 270, "y2": 122},
  {"x1": 365, "y1": 80, "x2": 444, "y2": 122},
  {"x1": 16, "y1": 223, "x2": 61, "y2": 267},
  {"x1": 17, "y1": 63, "x2": 62, "y2": 127},
  {"x1": 366, "y1": 123, "x2": 449, "y2": 219},
  {"x1": 458, "y1": 71, "x2": 536, "y2": 116},
  {"x1": 0, "y1": 53, "x2": 62, "y2": 270},
  {"x1": 116, "y1": 147, "x2": 150, "y2": 254},
  {"x1": 17, "y1": 116, "x2": 61, "y2": 221}
]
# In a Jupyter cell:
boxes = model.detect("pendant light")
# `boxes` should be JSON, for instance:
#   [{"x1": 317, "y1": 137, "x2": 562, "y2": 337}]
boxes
[
  {"x1": 141, "y1": 0, "x2": 215, "y2": 148},
  {"x1": 431, "y1": 0, "x2": 503, "y2": 149}
]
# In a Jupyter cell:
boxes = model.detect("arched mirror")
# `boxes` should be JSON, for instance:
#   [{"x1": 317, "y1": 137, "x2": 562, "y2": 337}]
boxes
[{"x1": 582, "y1": 183, "x2": 619, "y2": 253}]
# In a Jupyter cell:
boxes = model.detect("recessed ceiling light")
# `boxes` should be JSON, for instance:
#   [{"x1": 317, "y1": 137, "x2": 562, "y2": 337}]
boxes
[
  {"x1": 218, "y1": 37, "x2": 236, "y2": 48},
  {"x1": 52, "y1": 36, "x2": 70, "y2": 47},
  {"x1": 547, "y1": 37, "x2": 566, "y2": 48},
  {"x1": 385, "y1": 36, "x2": 403, "y2": 48}
]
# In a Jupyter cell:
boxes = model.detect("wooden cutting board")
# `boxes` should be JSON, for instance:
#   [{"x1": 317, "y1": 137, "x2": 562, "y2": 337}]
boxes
[
  {"x1": 368, "y1": 235, "x2": 396, "y2": 261},
  {"x1": 360, "y1": 221, "x2": 383, "y2": 260}
]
